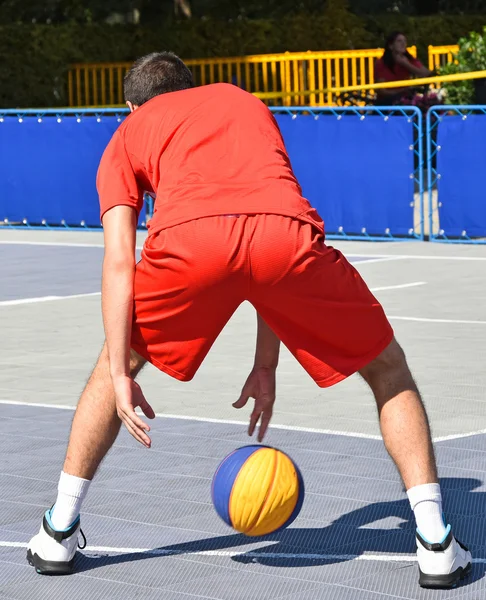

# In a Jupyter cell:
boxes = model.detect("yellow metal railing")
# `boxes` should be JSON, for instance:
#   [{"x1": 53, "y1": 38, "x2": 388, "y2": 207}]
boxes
[
  {"x1": 68, "y1": 47, "x2": 418, "y2": 108},
  {"x1": 184, "y1": 48, "x2": 414, "y2": 107},
  {"x1": 428, "y1": 44, "x2": 459, "y2": 71},
  {"x1": 68, "y1": 62, "x2": 132, "y2": 107},
  {"x1": 68, "y1": 45, "x2": 467, "y2": 108},
  {"x1": 261, "y1": 69, "x2": 486, "y2": 103}
]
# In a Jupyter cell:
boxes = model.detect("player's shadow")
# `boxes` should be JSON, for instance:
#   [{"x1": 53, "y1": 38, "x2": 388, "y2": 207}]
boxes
[{"x1": 75, "y1": 477, "x2": 485, "y2": 586}]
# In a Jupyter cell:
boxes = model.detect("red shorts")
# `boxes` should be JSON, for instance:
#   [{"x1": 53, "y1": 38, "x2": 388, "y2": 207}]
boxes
[{"x1": 131, "y1": 215, "x2": 393, "y2": 386}]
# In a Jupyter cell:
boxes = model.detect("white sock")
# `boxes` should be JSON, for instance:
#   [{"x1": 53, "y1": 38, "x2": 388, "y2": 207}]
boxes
[
  {"x1": 407, "y1": 483, "x2": 447, "y2": 543},
  {"x1": 50, "y1": 472, "x2": 91, "y2": 530}
]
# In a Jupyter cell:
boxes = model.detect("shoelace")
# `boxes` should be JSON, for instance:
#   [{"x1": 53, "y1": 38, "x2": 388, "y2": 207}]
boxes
[{"x1": 78, "y1": 528, "x2": 87, "y2": 550}]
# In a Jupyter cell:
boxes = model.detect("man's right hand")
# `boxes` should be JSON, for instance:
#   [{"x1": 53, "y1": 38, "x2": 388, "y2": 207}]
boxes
[{"x1": 113, "y1": 375, "x2": 155, "y2": 448}]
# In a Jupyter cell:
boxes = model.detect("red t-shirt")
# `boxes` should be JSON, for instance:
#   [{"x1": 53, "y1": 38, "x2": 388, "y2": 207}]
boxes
[
  {"x1": 97, "y1": 83, "x2": 323, "y2": 234},
  {"x1": 374, "y1": 57, "x2": 423, "y2": 83}
]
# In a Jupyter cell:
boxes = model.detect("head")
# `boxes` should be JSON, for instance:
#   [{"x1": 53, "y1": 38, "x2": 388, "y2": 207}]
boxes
[
  {"x1": 386, "y1": 31, "x2": 407, "y2": 54},
  {"x1": 124, "y1": 52, "x2": 194, "y2": 112},
  {"x1": 382, "y1": 31, "x2": 413, "y2": 71}
]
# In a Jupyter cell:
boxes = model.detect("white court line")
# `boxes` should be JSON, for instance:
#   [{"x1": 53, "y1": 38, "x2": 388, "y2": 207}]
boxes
[
  {"x1": 370, "y1": 282, "x2": 426, "y2": 292},
  {"x1": 0, "y1": 240, "x2": 105, "y2": 248},
  {"x1": 0, "y1": 540, "x2": 414, "y2": 561},
  {"x1": 161, "y1": 413, "x2": 384, "y2": 440},
  {"x1": 0, "y1": 400, "x2": 382, "y2": 440},
  {"x1": 434, "y1": 429, "x2": 486, "y2": 443},
  {"x1": 349, "y1": 253, "x2": 486, "y2": 262},
  {"x1": 1, "y1": 268, "x2": 423, "y2": 309},
  {"x1": 3, "y1": 400, "x2": 486, "y2": 444},
  {"x1": 353, "y1": 256, "x2": 407, "y2": 265},
  {"x1": 0, "y1": 292, "x2": 101, "y2": 307},
  {"x1": 0, "y1": 401, "x2": 76, "y2": 410},
  {"x1": 1, "y1": 240, "x2": 486, "y2": 261},
  {"x1": 0, "y1": 540, "x2": 484, "y2": 564},
  {"x1": 389, "y1": 315, "x2": 486, "y2": 325}
]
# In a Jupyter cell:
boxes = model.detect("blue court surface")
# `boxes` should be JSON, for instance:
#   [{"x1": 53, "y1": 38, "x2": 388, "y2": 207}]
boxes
[{"x1": 1, "y1": 234, "x2": 486, "y2": 600}]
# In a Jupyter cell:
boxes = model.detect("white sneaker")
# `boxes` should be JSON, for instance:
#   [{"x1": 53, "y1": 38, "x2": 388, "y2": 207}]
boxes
[
  {"x1": 416, "y1": 525, "x2": 472, "y2": 589},
  {"x1": 27, "y1": 509, "x2": 86, "y2": 575}
]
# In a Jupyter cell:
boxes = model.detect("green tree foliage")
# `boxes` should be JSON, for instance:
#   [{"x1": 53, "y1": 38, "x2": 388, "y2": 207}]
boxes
[
  {"x1": 3, "y1": 0, "x2": 486, "y2": 24},
  {"x1": 440, "y1": 26, "x2": 486, "y2": 104}
]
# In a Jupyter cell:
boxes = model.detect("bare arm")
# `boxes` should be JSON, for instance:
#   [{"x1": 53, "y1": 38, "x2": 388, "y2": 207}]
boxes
[
  {"x1": 394, "y1": 54, "x2": 432, "y2": 78},
  {"x1": 102, "y1": 205, "x2": 154, "y2": 447},
  {"x1": 102, "y1": 205, "x2": 137, "y2": 378},
  {"x1": 376, "y1": 81, "x2": 409, "y2": 97},
  {"x1": 233, "y1": 313, "x2": 280, "y2": 441},
  {"x1": 254, "y1": 313, "x2": 280, "y2": 368}
]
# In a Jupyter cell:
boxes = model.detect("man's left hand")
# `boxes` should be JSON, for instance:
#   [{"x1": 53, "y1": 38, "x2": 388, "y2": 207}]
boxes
[{"x1": 233, "y1": 367, "x2": 276, "y2": 442}]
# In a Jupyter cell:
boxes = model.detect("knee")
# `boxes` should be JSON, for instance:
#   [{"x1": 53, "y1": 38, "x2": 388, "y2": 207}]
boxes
[
  {"x1": 98, "y1": 343, "x2": 146, "y2": 378},
  {"x1": 359, "y1": 337, "x2": 409, "y2": 385},
  {"x1": 129, "y1": 349, "x2": 146, "y2": 377}
]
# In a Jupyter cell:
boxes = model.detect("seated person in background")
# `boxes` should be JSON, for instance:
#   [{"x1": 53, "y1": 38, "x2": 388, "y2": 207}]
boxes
[{"x1": 375, "y1": 31, "x2": 433, "y2": 105}]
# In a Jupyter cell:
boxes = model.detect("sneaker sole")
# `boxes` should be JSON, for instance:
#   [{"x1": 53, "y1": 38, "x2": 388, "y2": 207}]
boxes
[
  {"x1": 26, "y1": 548, "x2": 75, "y2": 575},
  {"x1": 419, "y1": 561, "x2": 472, "y2": 589}
]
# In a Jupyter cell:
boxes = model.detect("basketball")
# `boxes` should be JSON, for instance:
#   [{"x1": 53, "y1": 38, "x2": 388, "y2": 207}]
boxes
[{"x1": 211, "y1": 445, "x2": 304, "y2": 537}]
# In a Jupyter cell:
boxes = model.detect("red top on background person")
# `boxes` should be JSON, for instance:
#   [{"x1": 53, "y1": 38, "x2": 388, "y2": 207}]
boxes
[{"x1": 374, "y1": 31, "x2": 432, "y2": 105}]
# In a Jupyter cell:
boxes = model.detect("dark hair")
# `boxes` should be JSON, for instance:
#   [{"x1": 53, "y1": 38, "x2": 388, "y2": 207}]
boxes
[
  {"x1": 382, "y1": 31, "x2": 414, "y2": 72},
  {"x1": 124, "y1": 52, "x2": 194, "y2": 105}
]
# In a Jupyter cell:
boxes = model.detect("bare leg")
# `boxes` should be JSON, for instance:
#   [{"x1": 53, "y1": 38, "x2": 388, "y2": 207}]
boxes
[
  {"x1": 359, "y1": 338, "x2": 437, "y2": 489},
  {"x1": 63, "y1": 343, "x2": 146, "y2": 480}
]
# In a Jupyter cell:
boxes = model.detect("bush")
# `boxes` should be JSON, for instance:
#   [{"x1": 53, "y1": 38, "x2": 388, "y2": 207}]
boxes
[
  {"x1": 439, "y1": 63, "x2": 475, "y2": 104},
  {"x1": 439, "y1": 26, "x2": 486, "y2": 105},
  {"x1": 1, "y1": 12, "x2": 486, "y2": 107}
]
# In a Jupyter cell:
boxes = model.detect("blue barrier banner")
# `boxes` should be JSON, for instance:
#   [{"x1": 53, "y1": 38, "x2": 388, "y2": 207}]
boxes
[
  {"x1": 0, "y1": 116, "x2": 123, "y2": 227},
  {"x1": 436, "y1": 115, "x2": 486, "y2": 239},
  {"x1": 0, "y1": 107, "x2": 420, "y2": 238},
  {"x1": 275, "y1": 113, "x2": 415, "y2": 237}
]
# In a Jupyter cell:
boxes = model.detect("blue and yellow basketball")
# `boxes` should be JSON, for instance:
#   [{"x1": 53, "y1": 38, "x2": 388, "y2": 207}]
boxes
[{"x1": 211, "y1": 445, "x2": 304, "y2": 536}]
